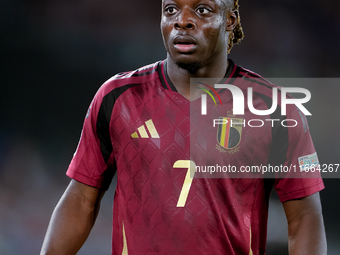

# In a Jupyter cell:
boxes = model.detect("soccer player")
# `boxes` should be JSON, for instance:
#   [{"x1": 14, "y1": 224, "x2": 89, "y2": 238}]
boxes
[{"x1": 40, "y1": 0, "x2": 327, "y2": 254}]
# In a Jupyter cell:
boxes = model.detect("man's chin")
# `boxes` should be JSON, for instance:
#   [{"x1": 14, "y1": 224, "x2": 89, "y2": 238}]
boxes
[{"x1": 176, "y1": 61, "x2": 201, "y2": 74}]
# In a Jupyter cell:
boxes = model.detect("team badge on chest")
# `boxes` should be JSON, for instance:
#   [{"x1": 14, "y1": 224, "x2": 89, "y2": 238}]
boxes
[{"x1": 216, "y1": 117, "x2": 243, "y2": 150}]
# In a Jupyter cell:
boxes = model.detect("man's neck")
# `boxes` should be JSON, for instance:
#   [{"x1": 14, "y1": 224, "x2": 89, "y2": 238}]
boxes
[{"x1": 166, "y1": 55, "x2": 229, "y2": 101}]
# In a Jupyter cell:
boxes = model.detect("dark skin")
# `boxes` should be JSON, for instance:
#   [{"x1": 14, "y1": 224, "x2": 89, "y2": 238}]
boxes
[
  {"x1": 40, "y1": 0, "x2": 327, "y2": 254},
  {"x1": 161, "y1": 0, "x2": 236, "y2": 100},
  {"x1": 40, "y1": 180, "x2": 105, "y2": 255},
  {"x1": 284, "y1": 193, "x2": 327, "y2": 255}
]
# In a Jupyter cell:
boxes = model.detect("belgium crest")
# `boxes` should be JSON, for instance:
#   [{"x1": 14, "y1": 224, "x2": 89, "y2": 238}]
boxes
[{"x1": 217, "y1": 117, "x2": 243, "y2": 149}]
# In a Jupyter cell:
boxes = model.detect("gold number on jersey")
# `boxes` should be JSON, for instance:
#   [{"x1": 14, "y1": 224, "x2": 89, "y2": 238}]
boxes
[{"x1": 173, "y1": 160, "x2": 196, "y2": 207}]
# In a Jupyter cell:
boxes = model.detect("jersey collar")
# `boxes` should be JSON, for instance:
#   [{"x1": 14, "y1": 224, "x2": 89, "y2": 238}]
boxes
[{"x1": 158, "y1": 59, "x2": 239, "y2": 92}]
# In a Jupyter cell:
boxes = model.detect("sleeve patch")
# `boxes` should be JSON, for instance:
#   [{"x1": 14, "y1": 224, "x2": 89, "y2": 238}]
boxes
[{"x1": 298, "y1": 152, "x2": 320, "y2": 171}]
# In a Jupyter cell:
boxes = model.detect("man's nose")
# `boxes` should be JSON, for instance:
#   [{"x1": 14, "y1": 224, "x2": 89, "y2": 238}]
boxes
[{"x1": 174, "y1": 8, "x2": 196, "y2": 30}]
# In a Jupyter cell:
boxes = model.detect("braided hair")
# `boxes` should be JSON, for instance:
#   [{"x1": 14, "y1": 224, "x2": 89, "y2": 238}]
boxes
[{"x1": 227, "y1": 0, "x2": 244, "y2": 53}]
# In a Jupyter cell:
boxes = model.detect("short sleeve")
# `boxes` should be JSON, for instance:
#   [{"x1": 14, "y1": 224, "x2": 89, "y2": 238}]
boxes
[
  {"x1": 66, "y1": 84, "x2": 116, "y2": 190},
  {"x1": 274, "y1": 104, "x2": 324, "y2": 202}
]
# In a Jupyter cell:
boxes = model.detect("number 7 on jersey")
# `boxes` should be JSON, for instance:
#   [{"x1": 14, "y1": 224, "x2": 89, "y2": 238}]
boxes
[{"x1": 173, "y1": 160, "x2": 196, "y2": 207}]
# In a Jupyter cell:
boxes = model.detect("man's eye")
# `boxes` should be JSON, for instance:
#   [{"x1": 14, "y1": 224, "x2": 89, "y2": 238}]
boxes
[
  {"x1": 166, "y1": 7, "x2": 179, "y2": 14},
  {"x1": 196, "y1": 7, "x2": 210, "y2": 14}
]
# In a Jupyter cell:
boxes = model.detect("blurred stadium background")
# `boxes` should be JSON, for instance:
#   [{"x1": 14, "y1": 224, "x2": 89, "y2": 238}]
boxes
[{"x1": 1, "y1": 0, "x2": 339, "y2": 254}]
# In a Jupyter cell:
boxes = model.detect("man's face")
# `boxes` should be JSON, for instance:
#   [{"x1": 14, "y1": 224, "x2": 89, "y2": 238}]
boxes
[{"x1": 161, "y1": 0, "x2": 230, "y2": 72}]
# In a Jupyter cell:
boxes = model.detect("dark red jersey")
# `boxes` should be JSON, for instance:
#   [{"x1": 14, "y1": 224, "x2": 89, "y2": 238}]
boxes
[{"x1": 67, "y1": 60, "x2": 324, "y2": 255}]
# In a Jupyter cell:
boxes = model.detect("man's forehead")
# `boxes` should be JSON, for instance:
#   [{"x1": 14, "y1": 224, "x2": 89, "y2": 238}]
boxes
[{"x1": 162, "y1": 0, "x2": 232, "y2": 8}]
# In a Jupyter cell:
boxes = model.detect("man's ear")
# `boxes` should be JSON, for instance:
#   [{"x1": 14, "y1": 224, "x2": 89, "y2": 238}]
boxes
[{"x1": 225, "y1": 10, "x2": 238, "y2": 31}]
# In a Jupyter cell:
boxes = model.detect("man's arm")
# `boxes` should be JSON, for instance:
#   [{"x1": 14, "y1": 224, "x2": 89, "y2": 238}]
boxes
[
  {"x1": 283, "y1": 192, "x2": 327, "y2": 255},
  {"x1": 40, "y1": 180, "x2": 105, "y2": 255}
]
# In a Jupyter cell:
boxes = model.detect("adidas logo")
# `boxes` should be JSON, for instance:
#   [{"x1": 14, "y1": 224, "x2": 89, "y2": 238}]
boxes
[{"x1": 131, "y1": 119, "x2": 160, "y2": 139}]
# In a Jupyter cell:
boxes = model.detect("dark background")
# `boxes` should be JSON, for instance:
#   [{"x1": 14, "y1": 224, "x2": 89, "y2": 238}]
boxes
[{"x1": 1, "y1": 0, "x2": 339, "y2": 254}]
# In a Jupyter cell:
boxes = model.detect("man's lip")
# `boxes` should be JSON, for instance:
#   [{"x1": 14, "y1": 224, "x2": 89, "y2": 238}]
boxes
[
  {"x1": 173, "y1": 36, "x2": 197, "y2": 53},
  {"x1": 174, "y1": 43, "x2": 197, "y2": 53},
  {"x1": 173, "y1": 36, "x2": 197, "y2": 45}
]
